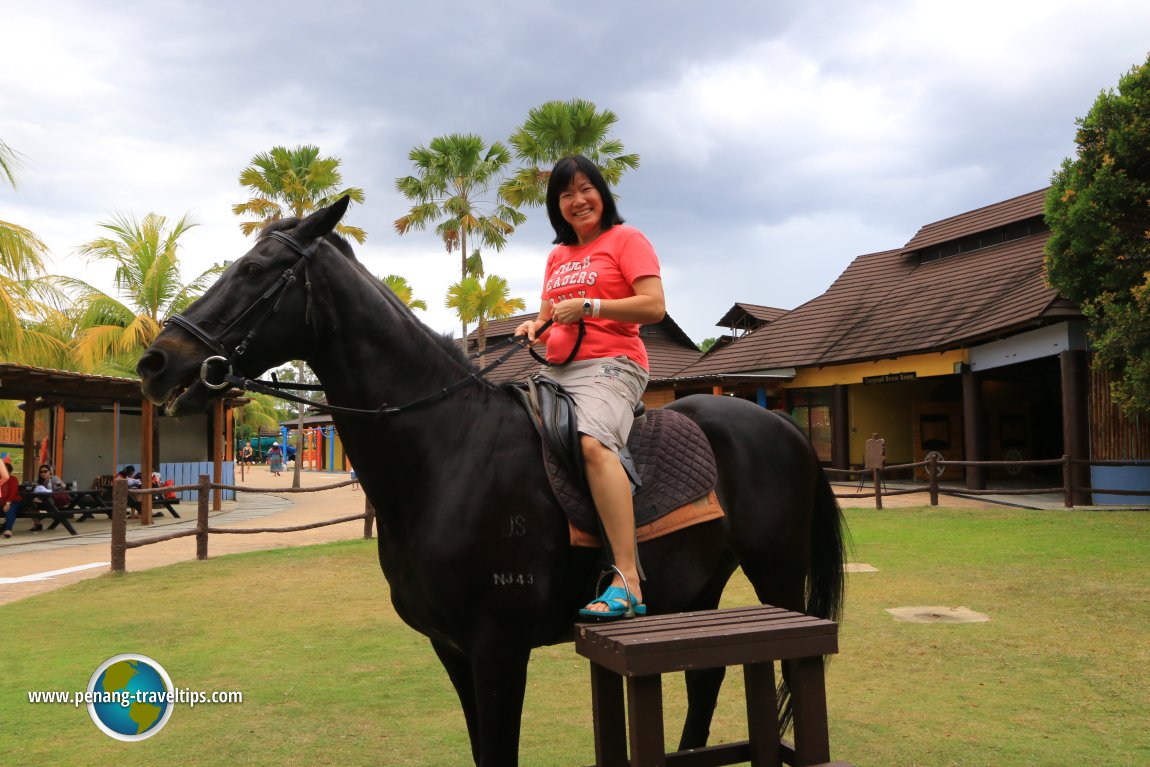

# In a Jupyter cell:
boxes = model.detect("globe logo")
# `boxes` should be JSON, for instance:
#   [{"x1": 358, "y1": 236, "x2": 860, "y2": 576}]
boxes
[{"x1": 87, "y1": 654, "x2": 174, "y2": 741}]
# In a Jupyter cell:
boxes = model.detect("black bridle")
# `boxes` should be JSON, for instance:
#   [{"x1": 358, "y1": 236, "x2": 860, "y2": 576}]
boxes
[
  {"x1": 166, "y1": 228, "x2": 582, "y2": 418},
  {"x1": 166, "y1": 230, "x2": 320, "y2": 390}
]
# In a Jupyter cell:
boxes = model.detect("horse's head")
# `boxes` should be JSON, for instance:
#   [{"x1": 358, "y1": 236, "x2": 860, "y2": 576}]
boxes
[{"x1": 138, "y1": 196, "x2": 351, "y2": 416}]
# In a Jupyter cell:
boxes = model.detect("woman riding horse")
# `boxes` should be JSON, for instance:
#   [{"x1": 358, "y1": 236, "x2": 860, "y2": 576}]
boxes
[
  {"x1": 136, "y1": 196, "x2": 847, "y2": 766},
  {"x1": 516, "y1": 155, "x2": 664, "y2": 619}
]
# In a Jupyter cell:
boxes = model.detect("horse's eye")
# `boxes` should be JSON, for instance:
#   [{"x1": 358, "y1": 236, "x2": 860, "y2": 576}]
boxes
[{"x1": 242, "y1": 262, "x2": 262, "y2": 277}]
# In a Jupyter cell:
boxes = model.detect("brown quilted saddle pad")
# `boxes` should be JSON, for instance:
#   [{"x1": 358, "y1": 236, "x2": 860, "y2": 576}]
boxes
[{"x1": 540, "y1": 406, "x2": 721, "y2": 536}]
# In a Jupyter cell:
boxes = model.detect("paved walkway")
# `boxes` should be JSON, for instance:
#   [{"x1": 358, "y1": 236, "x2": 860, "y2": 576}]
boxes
[
  {"x1": 0, "y1": 468, "x2": 370, "y2": 605},
  {"x1": 1, "y1": 468, "x2": 1113, "y2": 607}
]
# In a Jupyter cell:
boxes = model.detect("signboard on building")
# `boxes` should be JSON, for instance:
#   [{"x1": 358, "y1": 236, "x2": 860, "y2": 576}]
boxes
[{"x1": 862, "y1": 372, "x2": 917, "y2": 384}]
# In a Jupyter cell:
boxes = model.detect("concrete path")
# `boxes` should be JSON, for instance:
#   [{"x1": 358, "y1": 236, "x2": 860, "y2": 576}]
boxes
[{"x1": 0, "y1": 468, "x2": 371, "y2": 605}]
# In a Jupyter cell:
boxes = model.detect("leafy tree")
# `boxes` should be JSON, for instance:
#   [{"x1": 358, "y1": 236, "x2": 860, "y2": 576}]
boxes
[
  {"x1": 380, "y1": 274, "x2": 427, "y2": 311},
  {"x1": 500, "y1": 99, "x2": 640, "y2": 207},
  {"x1": 446, "y1": 274, "x2": 525, "y2": 359},
  {"x1": 233, "y1": 145, "x2": 366, "y2": 243},
  {"x1": 232, "y1": 393, "x2": 282, "y2": 441},
  {"x1": 699, "y1": 337, "x2": 718, "y2": 353},
  {"x1": 264, "y1": 362, "x2": 324, "y2": 417},
  {"x1": 394, "y1": 133, "x2": 526, "y2": 341},
  {"x1": 1045, "y1": 53, "x2": 1150, "y2": 414},
  {"x1": 0, "y1": 140, "x2": 59, "y2": 366},
  {"x1": 61, "y1": 212, "x2": 224, "y2": 376}
]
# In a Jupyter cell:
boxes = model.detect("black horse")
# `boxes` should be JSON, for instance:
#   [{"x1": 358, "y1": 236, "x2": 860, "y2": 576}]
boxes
[{"x1": 137, "y1": 198, "x2": 847, "y2": 766}]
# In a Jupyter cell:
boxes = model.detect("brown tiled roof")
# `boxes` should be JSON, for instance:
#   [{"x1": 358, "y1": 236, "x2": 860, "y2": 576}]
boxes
[
  {"x1": 679, "y1": 247, "x2": 910, "y2": 375},
  {"x1": 469, "y1": 312, "x2": 701, "y2": 384},
  {"x1": 901, "y1": 188, "x2": 1047, "y2": 253},
  {"x1": 715, "y1": 302, "x2": 788, "y2": 328},
  {"x1": 640, "y1": 318, "x2": 703, "y2": 380},
  {"x1": 678, "y1": 189, "x2": 1077, "y2": 378}
]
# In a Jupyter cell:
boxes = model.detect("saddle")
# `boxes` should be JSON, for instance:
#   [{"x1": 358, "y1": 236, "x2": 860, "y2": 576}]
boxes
[{"x1": 509, "y1": 376, "x2": 724, "y2": 545}]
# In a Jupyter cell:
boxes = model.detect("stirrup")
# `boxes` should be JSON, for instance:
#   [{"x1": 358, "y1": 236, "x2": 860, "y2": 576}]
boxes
[{"x1": 595, "y1": 565, "x2": 638, "y2": 619}]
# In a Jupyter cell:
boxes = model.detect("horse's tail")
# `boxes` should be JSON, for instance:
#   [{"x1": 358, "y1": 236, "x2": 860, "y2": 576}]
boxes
[
  {"x1": 779, "y1": 462, "x2": 851, "y2": 734},
  {"x1": 805, "y1": 462, "x2": 849, "y2": 623}
]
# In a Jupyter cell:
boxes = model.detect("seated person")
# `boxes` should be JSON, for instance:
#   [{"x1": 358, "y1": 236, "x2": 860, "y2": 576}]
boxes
[
  {"x1": 117, "y1": 465, "x2": 143, "y2": 488},
  {"x1": 2, "y1": 460, "x2": 22, "y2": 538},
  {"x1": 119, "y1": 466, "x2": 165, "y2": 519},
  {"x1": 38, "y1": 464, "x2": 65, "y2": 492},
  {"x1": 117, "y1": 466, "x2": 141, "y2": 518}
]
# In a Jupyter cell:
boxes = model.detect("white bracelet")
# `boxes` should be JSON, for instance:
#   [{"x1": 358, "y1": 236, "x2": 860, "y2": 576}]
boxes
[{"x1": 592, "y1": 299, "x2": 601, "y2": 318}]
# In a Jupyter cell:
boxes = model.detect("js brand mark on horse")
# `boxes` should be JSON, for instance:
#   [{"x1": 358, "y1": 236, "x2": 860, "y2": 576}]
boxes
[{"x1": 136, "y1": 197, "x2": 847, "y2": 767}]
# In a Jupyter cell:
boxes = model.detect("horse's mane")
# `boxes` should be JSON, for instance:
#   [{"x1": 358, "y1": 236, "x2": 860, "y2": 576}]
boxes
[{"x1": 260, "y1": 215, "x2": 488, "y2": 383}]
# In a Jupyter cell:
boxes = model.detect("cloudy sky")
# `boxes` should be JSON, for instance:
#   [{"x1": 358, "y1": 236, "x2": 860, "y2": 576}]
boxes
[{"x1": 4, "y1": 0, "x2": 1149, "y2": 346}]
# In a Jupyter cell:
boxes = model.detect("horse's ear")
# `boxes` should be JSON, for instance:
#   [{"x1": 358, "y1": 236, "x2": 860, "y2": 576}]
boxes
[{"x1": 296, "y1": 196, "x2": 351, "y2": 242}]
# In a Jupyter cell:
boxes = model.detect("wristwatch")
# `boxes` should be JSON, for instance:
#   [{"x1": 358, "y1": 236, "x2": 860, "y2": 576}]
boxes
[{"x1": 582, "y1": 299, "x2": 593, "y2": 316}]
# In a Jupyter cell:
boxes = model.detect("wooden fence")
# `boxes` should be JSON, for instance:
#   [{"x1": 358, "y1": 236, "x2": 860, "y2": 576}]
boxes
[
  {"x1": 828, "y1": 455, "x2": 1150, "y2": 509},
  {"x1": 109, "y1": 475, "x2": 374, "y2": 572}
]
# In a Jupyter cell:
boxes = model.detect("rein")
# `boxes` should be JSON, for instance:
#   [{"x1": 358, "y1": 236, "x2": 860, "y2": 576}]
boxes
[{"x1": 168, "y1": 228, "x2": 585, "y2": 418}]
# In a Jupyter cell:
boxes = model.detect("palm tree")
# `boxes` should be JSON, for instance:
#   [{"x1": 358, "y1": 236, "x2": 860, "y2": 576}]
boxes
[
  {"x1": 232, "y1": 392, "x2": 281, "y2": 439},
  {"x1": 380, "y1": 274, "x2": 428, "y2": 311},
  {"x1": 0, "y1": 140, "x2": 58, "y2": 366},
  {"x1": 500, "y1": 99, "x2": 641, "y2": 207},
  {"x1": 61, "y1": 212, "x2": 224, "y2": 376},
  {"x1": 394, "y1": 133, "x2": 527, "y2": 342},
  {"x1": 446, "y1": 274, "x2": 526, "y2": 361},
  {"x1": 0, "y1": 138, "x2": 22, "y2": 188},
  {"x1": 232, "y1": 145, "x2": 367, "y2": 243}
]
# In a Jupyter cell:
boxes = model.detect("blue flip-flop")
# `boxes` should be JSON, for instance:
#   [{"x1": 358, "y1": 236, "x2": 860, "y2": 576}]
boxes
[{"x1": 579, "y1": 585, "x2": 647, "y2": 619}]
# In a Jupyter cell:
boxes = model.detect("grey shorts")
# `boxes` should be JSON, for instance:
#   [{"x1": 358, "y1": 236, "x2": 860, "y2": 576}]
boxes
[{"x1": 543, "y1": 357, "x2": 649, "y2": 453}]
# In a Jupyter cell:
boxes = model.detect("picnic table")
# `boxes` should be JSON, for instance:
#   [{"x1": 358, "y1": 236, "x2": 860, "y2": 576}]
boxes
[
  {"x1": 14, "y1": 488, "x2": 105, "y2": 535},
  {"x1": 126, "y1": 490, "x2": 182, "y2": 520},
  {"x1": 14, "y1": 487, "x2": 180, "y2": 535}
]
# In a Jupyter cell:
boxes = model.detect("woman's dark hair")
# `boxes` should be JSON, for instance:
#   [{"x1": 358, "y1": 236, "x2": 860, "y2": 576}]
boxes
[{"x1": 545, "y1": 155, "x2": 625, "y2": 245}]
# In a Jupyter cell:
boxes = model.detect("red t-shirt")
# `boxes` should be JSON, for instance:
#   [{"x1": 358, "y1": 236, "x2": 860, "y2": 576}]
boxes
[
  {"x1": 540, "y1": 225, "x2": 661, "y2": 369},
  {"x1": 1, "y1": 476, "x2": 18, "y2": 506}
]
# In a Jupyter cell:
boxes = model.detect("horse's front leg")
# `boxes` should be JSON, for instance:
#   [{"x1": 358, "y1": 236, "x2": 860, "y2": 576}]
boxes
[
  {"x1": 468, "y1": 631, "x2": 532, "y2": 767},
  {"x1": 431, "y1": 639, "x2": 481, "y2": 764}
]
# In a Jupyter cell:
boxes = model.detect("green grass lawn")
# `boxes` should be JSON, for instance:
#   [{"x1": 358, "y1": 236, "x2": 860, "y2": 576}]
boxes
[{"x1": 1, "y1": 506, "x2": 1147, "y2": 766}]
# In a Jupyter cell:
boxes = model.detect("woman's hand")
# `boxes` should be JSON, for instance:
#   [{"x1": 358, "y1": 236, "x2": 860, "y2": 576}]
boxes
[
  {"x1": 514, "y1": 319, "x2": 540, "y2": 344},
  {"x1": 551, "y1": 298, "x2": 587, "y2": 325}
]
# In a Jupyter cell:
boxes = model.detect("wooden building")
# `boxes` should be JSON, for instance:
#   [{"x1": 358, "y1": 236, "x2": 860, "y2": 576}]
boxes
[
  {"x1": 671, "y1": 189, "x2": 1150, "y2": 499},
  {"x1": 0, "y1": 363, "x2": 239, "y2": 505}
]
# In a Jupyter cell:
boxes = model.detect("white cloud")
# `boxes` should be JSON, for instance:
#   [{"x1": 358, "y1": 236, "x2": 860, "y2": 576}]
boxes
[{"x1": 5, "y1": 0, "x2": 1150, "y2": 355}]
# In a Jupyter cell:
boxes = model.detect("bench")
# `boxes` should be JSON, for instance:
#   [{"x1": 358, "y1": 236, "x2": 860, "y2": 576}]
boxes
[
  {"x1": 575, "y1": 605, "x2": 850, "y2": 767},
  {"x1": 126, "y1": 493, "x2": 181, "y2": 519}
]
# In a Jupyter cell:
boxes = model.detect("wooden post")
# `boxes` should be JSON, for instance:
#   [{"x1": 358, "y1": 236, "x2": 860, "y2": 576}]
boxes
[
  {"x1": 873, "y1": 467, "x2": 883, "y2": 510},
  {"x1": 53, "y1": 403, "x2": 65, "y2": 477},
  {"x1": 961, "y1": 364, "x2": 987, "y2": 490},
  {"x1": 831, "y1": 384, "x2": 849, "y2": 471},
  {"x1": 197, "y1": 473, "x2": 210, "y2": 560},
  {"x1": 363, "y1": 496, "x2": 375, "y2": 539},
  {"x1": 1060, "y1": 350, "x2": 1091, "y2": 506},
  {"x1": 212, "y1": 399, "x2": 224, "y2": 511},
  {"x1": 111, "y1": 478, "x2": 128, "y2": 572},
  {"x1": 111, "y1": 401, "x2": 120, "y2": 477},
  {"x1": 928, "y1": 454, "x2": 939, "y2": 506},
  {"x1": 21, "y1": 401, "x2": 35, "y2": 481},
  {"x1": 1063, "y1": 454, "x2": 1074, "y2": 509},
  {"x1": 140, "y1": 400, "x2": 154, "y2": 524}
]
